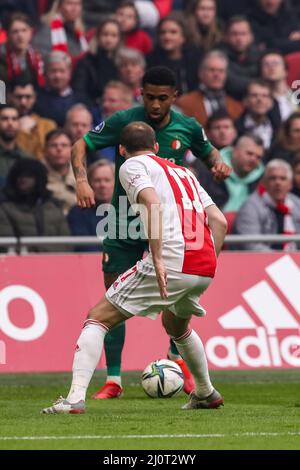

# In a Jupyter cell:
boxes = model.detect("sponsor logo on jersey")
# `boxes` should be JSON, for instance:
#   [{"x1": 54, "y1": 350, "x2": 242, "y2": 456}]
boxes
[
  {"x1": 171, "y1": 139, "x2": 181, "y2": 150},
  {"x1": 91, "y1": 121, "x2": 105, "y2": 134},
  {"x1": 128, "y1": 174, "x2": 141, "y2": 189},
  {"x1": 205, "y1": 255, "x2": 300, "y2": 368}
]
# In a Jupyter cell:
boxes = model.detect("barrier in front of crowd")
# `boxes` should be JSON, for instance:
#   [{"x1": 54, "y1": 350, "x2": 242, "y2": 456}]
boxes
[
  {"x1": 1, "y1": 235, "x2": 300, "y2": 253},
  {"x1": 0, "y1": 251, "x2": 299, "y2": 372}
]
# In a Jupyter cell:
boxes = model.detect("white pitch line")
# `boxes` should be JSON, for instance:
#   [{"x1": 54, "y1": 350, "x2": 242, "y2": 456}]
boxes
[{"x1": 0, "y1": 432, "x2": 300, "y2": 441}]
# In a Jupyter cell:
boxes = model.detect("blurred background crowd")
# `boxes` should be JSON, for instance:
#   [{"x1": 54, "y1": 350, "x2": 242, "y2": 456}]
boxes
[{"x1": 1, "y1": 0, "x2": 300, "y2": 252}]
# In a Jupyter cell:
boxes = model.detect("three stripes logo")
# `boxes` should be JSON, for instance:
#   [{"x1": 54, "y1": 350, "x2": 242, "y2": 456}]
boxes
[{"x1": 205, "y1": 255, "x2": 300, "y2": 368}]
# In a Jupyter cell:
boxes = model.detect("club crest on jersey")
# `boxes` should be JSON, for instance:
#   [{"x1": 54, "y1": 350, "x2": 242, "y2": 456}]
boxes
[
  {"x1": 91, "y1": 121, "x2": 105, "y2": 134},
  {"x1": 171, "y1": 139, "x2": 181, "y2": 150}
]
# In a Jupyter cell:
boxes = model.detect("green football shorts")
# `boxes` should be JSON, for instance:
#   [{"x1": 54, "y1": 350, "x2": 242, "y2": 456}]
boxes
[{"x1": 102, "y1": 239, "x2": 148, "y2": 274}]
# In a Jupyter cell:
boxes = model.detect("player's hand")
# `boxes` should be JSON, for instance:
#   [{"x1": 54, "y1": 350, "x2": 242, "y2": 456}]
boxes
[
  {"x1": 154, "y1": 260, "x2": 168, "y2": 300},
  {"x1": 211, "y1": 162, "x2": 232, "y2": 182},
  {"x1": 76, "y1": 180, "x2": 96, "y2": 208}
]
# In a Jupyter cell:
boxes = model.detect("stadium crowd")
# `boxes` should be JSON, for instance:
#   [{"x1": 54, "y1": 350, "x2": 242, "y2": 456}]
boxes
[{"x1": 1, "y1": 0, "x2": 300, "y2": 251}]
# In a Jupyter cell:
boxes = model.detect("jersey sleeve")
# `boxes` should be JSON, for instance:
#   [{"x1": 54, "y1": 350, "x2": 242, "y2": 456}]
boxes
[
  {"x1": 190, "y1": 120, "x2": 214, "y2": 161},
  {"x1": 119, "y1": 159, "x2": 155, "y2": 205},
  {"x1": 198, "y1": 184, "x2": 215, "y2": 209},
  {"x1": 186, "y1": 168, "x2": 215, "y2": 208},
  {"x1": 83, "y1": 112, "x2": 124, "y2": 151}
]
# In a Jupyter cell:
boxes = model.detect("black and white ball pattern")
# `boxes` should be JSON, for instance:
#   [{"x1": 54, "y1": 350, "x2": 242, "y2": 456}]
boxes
[{"x1": 141, "y1": 359, "x2": 184, "y2": 398}]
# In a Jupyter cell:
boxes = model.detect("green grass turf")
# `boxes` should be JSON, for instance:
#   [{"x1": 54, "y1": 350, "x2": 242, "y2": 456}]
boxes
[{"x1": 0, "y1": 370, "x2": 299, "y2": 450}]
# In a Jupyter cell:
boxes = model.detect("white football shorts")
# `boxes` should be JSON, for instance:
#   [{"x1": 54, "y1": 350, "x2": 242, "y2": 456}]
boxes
[{"x1": 106, "y1": 259, "x2": 212, "y2": 320}]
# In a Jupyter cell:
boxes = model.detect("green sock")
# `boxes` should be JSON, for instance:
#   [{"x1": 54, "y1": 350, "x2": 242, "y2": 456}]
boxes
[
  {"x1": 104, "y1": 322, "x2": 125, "y2": 377},
  {"x1": 170, "y1": 339, "x2": 180, "y2": 357}
]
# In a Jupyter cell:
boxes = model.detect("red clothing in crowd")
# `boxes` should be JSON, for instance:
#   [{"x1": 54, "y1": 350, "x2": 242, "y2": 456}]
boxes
[{"x1": 125, "y1": 30, "x2": 153, "y2": 55}]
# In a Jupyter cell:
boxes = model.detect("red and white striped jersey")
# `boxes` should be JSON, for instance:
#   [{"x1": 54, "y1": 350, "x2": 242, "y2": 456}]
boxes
[{"x1": 119, "y1": 154, "x2": 217, "y2": 277}]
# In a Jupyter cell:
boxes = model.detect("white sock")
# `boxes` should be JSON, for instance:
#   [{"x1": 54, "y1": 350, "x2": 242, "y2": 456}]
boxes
[
  {"x1": 67, "y1": 319, "x2": 108, "y2": 403},
  {"x1": 173, "y1": 329, "x2": 213, "y2": 398},
  {"x1": 107, "y1": 376, "x2": 122, "y2": 386}
]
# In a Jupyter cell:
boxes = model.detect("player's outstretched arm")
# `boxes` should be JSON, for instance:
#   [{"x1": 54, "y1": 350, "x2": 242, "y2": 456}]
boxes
[
  {"x1": 137, "y1": 188, "x2": 168, "y2": 300},
  {"x1": 206, "y1": 148, "x2": 231, "y2": 182},
  {"x1": 206, "y1": 204, "x2": 228, "y2": 256},
  {"x1": 71, "y1": 138, "x2": 95, "y2": 208}
]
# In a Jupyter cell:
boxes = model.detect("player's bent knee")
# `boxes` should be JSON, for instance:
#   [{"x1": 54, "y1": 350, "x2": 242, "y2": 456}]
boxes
[
  {"x1": 87, "y1": 297, "x2": 124, "y2": 329},
  {"x1": 162, "y1": 310, "x2": 189, "y2": 338}
]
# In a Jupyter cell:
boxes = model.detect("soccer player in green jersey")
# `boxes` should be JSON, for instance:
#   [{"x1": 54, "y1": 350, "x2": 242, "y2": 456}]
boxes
[{"x1": 71, "y1": 66, "x2": 230, "y2": 399}]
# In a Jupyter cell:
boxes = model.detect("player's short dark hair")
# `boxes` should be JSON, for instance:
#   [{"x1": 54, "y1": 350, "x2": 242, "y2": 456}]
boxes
[
  {"x1": 142, "y1": 66, "x2": 177, "y2": 88},
  {"x1": 120, "y1": 122, "x2": 156, "y2": 153}
]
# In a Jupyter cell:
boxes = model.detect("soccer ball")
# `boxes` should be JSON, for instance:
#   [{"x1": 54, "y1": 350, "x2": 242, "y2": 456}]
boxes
[{"x1": 141, "y1": 359, "x2": 184, "y2": 398}]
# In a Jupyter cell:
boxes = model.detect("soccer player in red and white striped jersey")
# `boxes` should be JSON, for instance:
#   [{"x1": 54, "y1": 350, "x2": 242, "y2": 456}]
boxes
[{"x1": 42, "y1": 122, "x2": 224, "y2": 414}]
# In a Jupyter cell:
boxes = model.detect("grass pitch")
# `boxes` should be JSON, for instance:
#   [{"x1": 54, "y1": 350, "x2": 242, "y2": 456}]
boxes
[{"x1": 0, "y1": 370, "x2": 299, "y2": 450}]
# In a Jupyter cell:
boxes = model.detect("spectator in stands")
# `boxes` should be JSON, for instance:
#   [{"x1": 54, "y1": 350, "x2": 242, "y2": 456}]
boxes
[
  {"x1": 72, "y1": 18, "x2": 121, "y2": 105},
  {"x1": 292, "y1": 157, "x2": 300, "y2": 198},
  {"x1": 147, "y1": 12, "x2": 203, "y2": 94},
  {"x1": 235, "y1": 79, "x2": 278, "y2": 150},
  {"x1": 9, "y1": 77, "x2": 57, "y2": 161},
  {"x1": 0, "y1": 104, "x2": 32, "y2": 189},
  {"x1": 291, "y1": 0, "x2": 300, "y2": 21},
  {"x1": 115, "y1": 1, "x2": 153, "y2": 54},
  {"x1": 234, "y1": 159, "x2": 300, "y2": 251},
  {"x1": 33, "y1": 0, "x2": 89, "y2": 65},
  {"x1": 0, "y1": 158, "x2": 70, "y2": 252},
  {"x1": 206, "y1": 110, "x2": 237, "y2": 150},
  {"x1": 82, "y1": 0, "x2": 122, "y2": 28},
  {"x1": 68, "y1": 159, "x2": 114, "y2": 251},
  {"x1": 260, "y1": 50, "x2": 298, "y2": 123},
  {"x1": 92, "y1": 80, "x2": 134, "y2": 125},
  {"x1": 186, "y1": 0, "x2": 223, "y2": 52},
  {"x1": 268, "y1": 112, "x2": 300, "y2": 166},
  {"x1": 64, "y1": 104, "x2": 102, "y2": 166},
  {"x1": 135, "y1": 1, "x2": 173, "y2": 29},
  {"x1": 64, "y1": 104, "x2": 92, "y2": 143},
  {"x1": 34, "y1": 51, "x2": 84, "y2": 127},
  {"x1": 115, "y1": 47, "x2": 146, "y2": 103},
  {"x1": 215, "y1": 0, "x2": 252, "y2": 20},
  {"x1": 221, "y1": 16, "x2": 260, "y2": 100},
  {"x1": 84, "y1": 1, "x2": 172, "y2": 30},
  {"x1": 176, "y1": 50, "x2": 243, "y2": 127},
  {"x1": 0, "y1": 22, "x2": 7, "y2": 47},
  {"x1": 0, "y1": 13, "x2": 45, "y2": 88},
  {"x1": 248, "y1": 0, "x2": 300, "y2": 55},
  {"x1": 0, "y1": 0, "x2": 47, "y2": 27},
  {"x1": 43, "y1": 129, "x2": 76, "y2": 214},
  {"x1": 92, "y1": 81, "x2": 134, "y2": 161},
  {"x1": 195, "y1": 134, "x2": 264, "y2": 213}
]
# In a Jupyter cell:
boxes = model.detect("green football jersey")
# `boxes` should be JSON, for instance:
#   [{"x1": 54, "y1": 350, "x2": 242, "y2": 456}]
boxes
[{"x1": 83, "y1": 106, "x2": 214, "y2": 245}]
